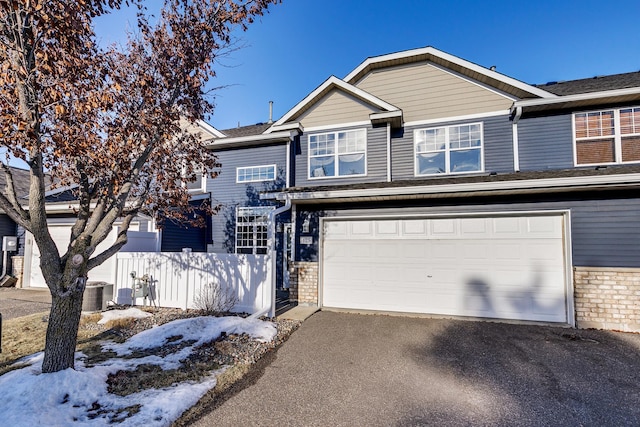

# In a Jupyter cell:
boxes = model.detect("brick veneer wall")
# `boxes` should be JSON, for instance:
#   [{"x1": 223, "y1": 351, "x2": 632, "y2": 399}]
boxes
[
  {"x1": 11, "y1": 255, "x2": 24, "y2": 288},
  {"x1": 288, "y1": 262, "x2": 318, "y2": 306},
  {"x1": 574, "y1": 266, "x2": 640, "y2": 332}
]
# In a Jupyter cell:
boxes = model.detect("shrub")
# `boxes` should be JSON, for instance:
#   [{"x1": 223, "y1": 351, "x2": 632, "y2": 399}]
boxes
[{"x1": 193, "y1": 282, "x2": 238, "y2": 314}]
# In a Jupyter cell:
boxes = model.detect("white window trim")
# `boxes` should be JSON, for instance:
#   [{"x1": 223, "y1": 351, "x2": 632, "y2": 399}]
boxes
[
  {"x1": 182, "y1": 171, "x2": 207, "y2": 193},
  {"x1": 573, "y1": 106, "x2": 640, "y2": 166},
  {"x1": 413, "y1": 122, "x2": 484, "y2": 177},
  {"x1": 236, "y1": 164, "x2": 277, "y2": 184},
  {"x1": 308, "y1": 128, "x2": 368, "y2": 180},
  {"x1": 235, "y1": 206, "x2": 275, "y2": 255}
]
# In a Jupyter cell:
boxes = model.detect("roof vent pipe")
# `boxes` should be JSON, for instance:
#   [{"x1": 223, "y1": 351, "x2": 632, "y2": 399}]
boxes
[{"x1": 268, "y1": 101, "x2": 273, "y2": 124}]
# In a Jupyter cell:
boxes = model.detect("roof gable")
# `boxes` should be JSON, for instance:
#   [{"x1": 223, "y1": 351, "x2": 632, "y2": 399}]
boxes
[
  {"x1": 269, "y1": 76, "x2": 399, "y2": 130},
  {"x1": 345, "y1": 46, "x2": 556, "y2": 100},
  {"x1": 354, "y1": 61, "x2": 515, "y2": 123}
]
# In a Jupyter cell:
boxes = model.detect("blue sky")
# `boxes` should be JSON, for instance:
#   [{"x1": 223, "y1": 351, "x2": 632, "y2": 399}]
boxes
[{"x1": 94, "y1": 0, "x2": 640, "y2": 131}]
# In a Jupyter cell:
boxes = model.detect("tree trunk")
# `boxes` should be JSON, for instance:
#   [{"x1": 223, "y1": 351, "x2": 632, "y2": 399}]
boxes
[{"x1": 41, "y1": 287, "x2": 84, "y2": 373}]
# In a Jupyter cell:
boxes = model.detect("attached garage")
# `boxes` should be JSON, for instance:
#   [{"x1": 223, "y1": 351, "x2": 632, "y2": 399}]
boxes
[
  {"x1": 24, "y1": 223, "x2": 119, "y2": 289},
  {"x1": 321, "y1": 213, "x2": 572, "y2": 324}
]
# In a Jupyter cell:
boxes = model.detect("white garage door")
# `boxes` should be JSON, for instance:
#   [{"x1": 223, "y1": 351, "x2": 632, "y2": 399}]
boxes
[
  {"x1": 322, "y1": 214, "x2": 569, "y2": 323},
  {"x1": 27, "y1": 225, "x2": 117, "y2": 288}
]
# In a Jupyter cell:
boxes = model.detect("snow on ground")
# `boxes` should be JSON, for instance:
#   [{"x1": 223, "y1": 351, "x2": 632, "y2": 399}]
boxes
[
  {"x1": 98, "y1": 307, "x2": 152, "y2": 324},
  {"x1": 0, "y1": 316, "x2": 277, "y2": 427}
]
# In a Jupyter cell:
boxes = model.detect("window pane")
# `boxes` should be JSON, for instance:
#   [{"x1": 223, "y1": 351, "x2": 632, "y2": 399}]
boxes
[
  {"x1": 310, "y1": 156, "x2": 335, "y2": 177},
  {"x1": 622, "y1": 136, "x2": 640, "y2": 162},
  {"x1": 417, "y1": 152, "x2": 445, "y2": 174},
  {"x1": 338, "y1": 153, "x2": 365, "y2": 176},
  {"x1": 621, "y1": 108, "x2": 640, "y2": 135},
  {"x1": 576, "y1": 139, "x2": 615, "y2": 164},
  {"x1": 575, "y1": 114, "x2": 588, "y2": 138},
  {"x1": 450, "y1": 149, "x2": 481, "y2": 172},
  {"x1": 185, "y1": 173, "x2": 203, "y2": 190}
]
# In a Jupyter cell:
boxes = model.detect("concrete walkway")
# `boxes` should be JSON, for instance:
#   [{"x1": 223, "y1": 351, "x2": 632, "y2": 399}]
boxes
[{"x1": 189, "y1": 311, "x2": 640, "y2": 426}]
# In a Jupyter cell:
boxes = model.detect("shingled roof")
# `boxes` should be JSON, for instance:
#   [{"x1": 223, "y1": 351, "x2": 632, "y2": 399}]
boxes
[
  {"x1": 537, "y1": 71, "x2": 640, "y2": 96},
  {"x1": 220, "y1": 123, "x2": 272, "y2": 138},
  {"x1": 0, "y1": 166, "x2": 32, "y2": 200}
]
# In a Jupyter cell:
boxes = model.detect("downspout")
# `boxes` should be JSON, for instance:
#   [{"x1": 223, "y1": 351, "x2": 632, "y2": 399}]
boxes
[
  {"x1": 250, "y1": 196, "x2": 292, "y2": 319},
  {"x1": 386, "y1": 122, "x2": 392, "y2": 182},
  {"x1": 512, "y1": 105, "x2": 523, "y2": 172}
]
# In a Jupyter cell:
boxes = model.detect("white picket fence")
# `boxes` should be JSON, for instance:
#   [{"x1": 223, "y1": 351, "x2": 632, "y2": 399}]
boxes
[{"x1": 114, "y1": 252, "x2": 272, "y2": 314}]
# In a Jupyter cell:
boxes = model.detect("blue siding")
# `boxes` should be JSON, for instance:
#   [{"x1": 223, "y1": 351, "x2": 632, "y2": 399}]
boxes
[
  {"x1": 0, "y1": 214, "x2": 17, "y2": 273},
  {"x1": 209, "y1": 143, "x2": 288, "y2": 253},
  {"x1": 294, "y1": 124, "x2": 387, "y2": 187},
  {"x1": 518, "y1": 114, "x2": 574, "y2": 171},
  {"x1": 160, "y1": 201, "x2": 211, "y2": 252},
  {"x1": 294, "y1": 193, "x2": 640, "y2": 268},
  {"x1": 392, "y1": 114, "x2": 514, "y2": 180}
]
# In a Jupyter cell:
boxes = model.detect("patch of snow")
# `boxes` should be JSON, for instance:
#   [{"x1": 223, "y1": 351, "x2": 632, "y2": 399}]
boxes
[
  {"x1": 0, "y1": 316, "x2": 277, "y2": 427},
  {"x1": 98, "y1": 308, "x2": 153, "y2": 324}
]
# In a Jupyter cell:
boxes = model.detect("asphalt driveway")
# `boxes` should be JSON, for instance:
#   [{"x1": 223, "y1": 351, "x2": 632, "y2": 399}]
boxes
[
  {"x1": 189, "y1": 311, "x2": 640, "y2": 426},
  {"x1": 0, "y1": 288, "x2": 51, "y2": 320}
]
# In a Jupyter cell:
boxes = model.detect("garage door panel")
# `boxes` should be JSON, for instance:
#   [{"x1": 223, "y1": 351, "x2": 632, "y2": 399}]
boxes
[
  {"x1": 29, "y1": 225, "x2": 118, "y2": 288},
  {"x1": 322, "y1": 214, "x2": 568, "y2": 323}
]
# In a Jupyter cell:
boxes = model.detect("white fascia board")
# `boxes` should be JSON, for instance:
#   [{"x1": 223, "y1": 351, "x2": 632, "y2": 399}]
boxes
[
  {"x1": 44, "y1": 184, "x2": 79, "y2": 197},
  {"x1": 343, "y1": 46, "x2": 557, "y2": 99},
  {"x1": 270, "y1": 173, "x2": 640, "y2": 201},
  {"x1": 370, "y1": 110, "x2": 403, "y2": 121},
  {"x1": 205, "y1": 130, "x2": 297, "y2": 149},
  {"x1": 197, "y1": 120, "x2": 226, "y2": 138},
  {"x1": 512, "y1": 87, "x2": 640, "y2": 110},
  {"x1": 404, "y1": 110, "x2": 511, "y2": 128},
  {"x1": 271, "y1": 76, "x2": 399, "y2": 128},
  {"x1": 263, "y1": 122, "x2": 304, "y2": 134},
  {"x1": 41, "y1": 202, "x2": 96, "y2": 213}
]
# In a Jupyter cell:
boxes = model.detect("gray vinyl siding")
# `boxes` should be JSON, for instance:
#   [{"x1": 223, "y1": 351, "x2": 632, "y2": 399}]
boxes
[
  {"x1": 208, "y1": 143, "x2": 288, "y2": 253},
  {"x1": 392, "y1": 114, "x2": 514, "y2": 180},
  {"x1": 295, "y1": 124, "x2": 387, "y2": 187},
  {"x1": 518, "y1": 114, "x2": 574, "y2": 171},
  {"x1": 294, "y1": 193, "x2": 640, "y2": 268}
]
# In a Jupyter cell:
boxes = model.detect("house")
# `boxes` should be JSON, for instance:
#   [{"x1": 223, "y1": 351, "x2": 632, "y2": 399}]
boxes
[
  {"x1": 206, "y1": 46, "x2": 640, "y2": 332},
  {"x1": 0, "y1": 166, "x2": 31, "y2": 279},
  {"x1": 16, "y1": 46, "x2": 640, "y2": 330}
]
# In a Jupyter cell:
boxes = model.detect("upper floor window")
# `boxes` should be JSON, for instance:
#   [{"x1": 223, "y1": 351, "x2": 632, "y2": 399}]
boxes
[
  {"x1": 574, "y1": 107, "x2": 640, "y2": 165},
  {"x1": 236, "y1": 165, "x2": 276, "y2": 183},
  {"x1": 184, "y1": 173, "x2": 205, "y2": 192},
  {"x1": 309, "y1": 129, "x2": 366, "y2": 179},
  {"x1": 414, "y1": 123, "x2": 483, "y2": 176}
]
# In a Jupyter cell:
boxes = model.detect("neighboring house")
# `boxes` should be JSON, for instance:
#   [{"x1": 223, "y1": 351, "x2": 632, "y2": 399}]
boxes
[
  {"x1": 206, "y1": 46, "x2": 640, "y2": 332},
  {"x1": 0, "y1": 166, "x2": 31, "y2": 276}
]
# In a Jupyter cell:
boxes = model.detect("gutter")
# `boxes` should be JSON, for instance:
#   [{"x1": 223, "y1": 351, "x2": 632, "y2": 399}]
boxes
[
  {"x1": 206, "y1": 130, "x2": 298, "y2": 149},
  {"x1": 511, "y1": 87, "x2": 640, "y2": 113},
  {"x1": 253, "y1": 197, "x2": 292, "y2": 319},
  {"x1": 264, "y1": 172, "x2": 640, "y2": 203},
  {"x1": 511, "y1": 106, "x2": 522, "y2": 172}
]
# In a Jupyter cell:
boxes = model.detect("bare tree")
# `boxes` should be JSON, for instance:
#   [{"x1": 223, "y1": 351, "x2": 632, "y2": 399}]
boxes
[{"x1": 0, "y1": 0, "x2": 279, "y2": 373}]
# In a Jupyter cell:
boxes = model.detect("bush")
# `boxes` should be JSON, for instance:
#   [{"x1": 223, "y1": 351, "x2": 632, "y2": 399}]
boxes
[{"x1": 193, "y1": 282, "x2": 238, "y2": 314}]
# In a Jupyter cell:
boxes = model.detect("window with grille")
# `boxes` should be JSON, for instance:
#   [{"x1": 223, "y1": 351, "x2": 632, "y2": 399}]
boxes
[
  {"x1": 235, "y1": 206, "x2": 274, "y2": 255},
  {"x1": 236, "y1": 165, "x2": 276, "y2": 183},
  {"x1": 309, "y1": 129, "x2": 366, "y2": 178},
  {"x1": 574, "y1": 107, "x2": 640, "y2": 165},
  {"x1": 414, "y1": 123, "x2": 483, "y2": 176}
]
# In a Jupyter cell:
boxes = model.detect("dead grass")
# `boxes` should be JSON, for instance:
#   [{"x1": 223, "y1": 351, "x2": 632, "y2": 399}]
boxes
[{"x1": 0, "y1": 312, "x2": 109, "y2": 376}]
